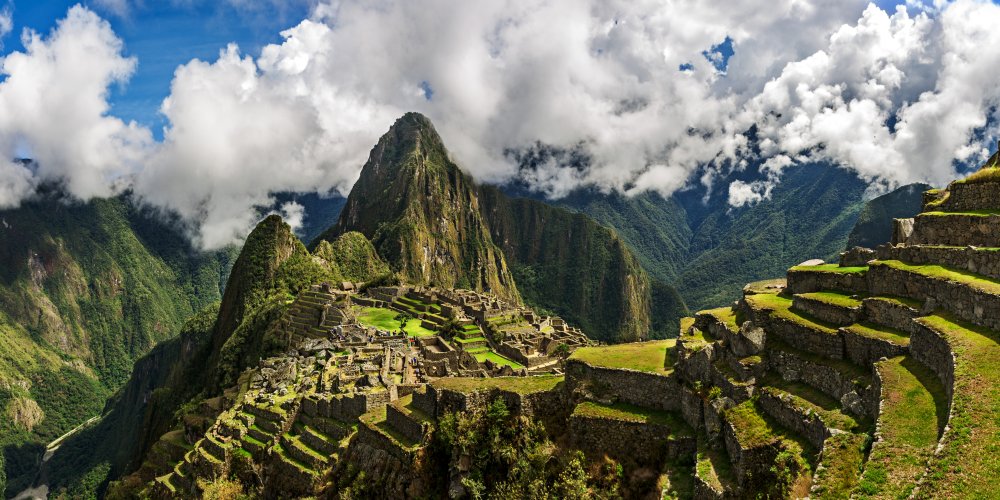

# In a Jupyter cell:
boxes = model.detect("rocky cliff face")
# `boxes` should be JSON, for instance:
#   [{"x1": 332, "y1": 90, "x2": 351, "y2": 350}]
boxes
[{"x1": 317, "y1": 112, "x2": 520, "y2": 303}]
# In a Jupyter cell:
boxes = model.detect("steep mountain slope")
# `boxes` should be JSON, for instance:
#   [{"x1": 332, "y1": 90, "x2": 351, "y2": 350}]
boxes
[
  {"x1": 0, "y1": 192, "x2": 235, "y2": 496},
  {"x1": 317, "y1": 112, "x2": 677, "y2": 342},
  {"x1": 677, "y1": 165, "x2": 869, "y2": 308},
  {"x1": 44, "y1": 215, "x2": 362, "y2": 496},
  {"x1": 315, "y1": 112, "x2": 520, "y2": 303},
  {"x1": 846, "y1": 183, "x2": 930, "y2": 249}
]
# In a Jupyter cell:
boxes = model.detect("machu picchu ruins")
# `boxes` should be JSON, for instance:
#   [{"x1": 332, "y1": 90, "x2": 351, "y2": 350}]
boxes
[{"x1": 106, "y1": 153, "x2": 1000, "y2": 499}]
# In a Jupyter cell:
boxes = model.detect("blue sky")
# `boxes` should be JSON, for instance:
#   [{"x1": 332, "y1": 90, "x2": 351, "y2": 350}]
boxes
[{"x1": 1, "y1": 1, "x2": 314, "y2": 137}]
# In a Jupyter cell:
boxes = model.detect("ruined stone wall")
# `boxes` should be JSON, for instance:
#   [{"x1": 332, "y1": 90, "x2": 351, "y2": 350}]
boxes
[
  {"x1": 909, "y1": 213, "x2": 1000, "y2": 247},
  {"x1": 878, "y1": 244, "x2": 1000, "y2": 282},
  {"x1": 763, "y1": 316, "x2": 844, "y2": 360},
  {"x1": 569, "y1": 415, "x2": 696, "y2": 466},
  {"x1": 766, "y1": 349, "x2": 877, "y2": 419},
  {"x1": 757, "y1": 389, "x2": 829, "y2": 449},
  {"x1": 412, "y1": 387, "x2": 438, "y2": 418},
  {"x1": 910, "y1": 321, "x2": 956, "y2": 404},
  {"x1": 929, "y1": 182, "x2": 1000, "y2": 212},
  {"x1": 840, "y1": 328, "x2": 908, "y2": 367},
  {"x1": 791, "y1": 296, "x2": 861, "y2": 326},
  {"x1": 862, "y1": 297, "x2": 919, "y2": 334},
  {"x1": 868, "y1": 263, "x2": 1000, "y2": 332},
  {"x1": 565, "y1": 359, "x2": 682, "y2": 411},
  {"x1": 387, "y1": 405, "x2": 425, "y2": 444},
  {"x1": 786, "y1": 270, "x2": 868, "y2": 295}
]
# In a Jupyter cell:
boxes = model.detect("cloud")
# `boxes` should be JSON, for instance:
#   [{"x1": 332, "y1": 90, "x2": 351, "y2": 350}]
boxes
[
  {"x1": 0, "y1": 3, "x2": 12, "y2": 43},
  {"x1": 0, "y1": 5, "x2": 151, "y2": 200},
  {"x1": 92, "y1": 0, "x2": 131, "y2": 19},
  {"x1": 5, "y1": 1, "x2": 1000, "y2": 249}
]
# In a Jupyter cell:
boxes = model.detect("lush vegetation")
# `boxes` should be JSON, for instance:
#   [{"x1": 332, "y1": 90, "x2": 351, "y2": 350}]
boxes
[
  {"x1": 569, "y1": 340, "x2": 674, "y2": 374},
  {"x1": 846, "y1": 183, "x2": 929, "y2": 249},
  {"x1": 857, "y1": 356, "x2": 944, "y2": 498},
  {"x1": 875, "y1": 260, "x2": 1000, "y2": 295},
  {"x1": 913, "y1": 313, "x2": 1000, "y2": 497},
  {"x1": 435, "y1": 397, "x2": 624, "y2": 498},
  {"x1": 431, "y1": 375, "x2": 564, "y2": 395},
  {"x1": 0, "y1": 193, "x2": 236, "y2": 497}
]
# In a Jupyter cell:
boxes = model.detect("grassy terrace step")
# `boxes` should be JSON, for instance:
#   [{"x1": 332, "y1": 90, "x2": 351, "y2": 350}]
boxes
[
  {"x1": 768, "y1": 338, "x2": 871, "y2": 383},
  {"x1": 568, "y1": 339, "x2": 675, "y2": 374},
  {"x1": 452, "y1": 335, "x2": 487, "y2": 344},
  {"x1": 795, "y1": 291, "x2": 864, "y2": 309},
  {"x1": 359, "y1": 406, "x2": 422, "y2": 450},
  {"x1": 431, "y1": 374, "x2": 564, "y2": 394},
  {"x1": 283, "y1": 432, "x2": 328, "y2": 465},
  {"x1": 909, "y1": 313, "x2": 1000, "y2": 497},
  {"x1": 811, "y1": 433, "x2": 867, "y2": 499},
  {"x1": 724, "y1": 400, "x2": 816, "y2": 488},
  {"x1": 472, "y1": 350, "x2": 523, "y2": 369},
  {"x1": 274, "y1": 444, "x2": 319, "y2": 476},
  {"x1": 873, "y1": 259, "x2": 1000, "y2": 295},
  {"x1": 858, "y1": 356, "x2": 945, "y2": 499},
  {"x1": 760, "y1": 375, "x2": 863, "y2": 433},
  {"x1": 865, "y1": 295, "x2": 922, "y2": 310},
  {"x1": 841, "y1": 323, "x2": 910, "y2": 347},
  {"x1": 788, "y1": 263, "x2": 868, "y2": 275},
  {"x1": 572, "y1": 401, "x2": 693, "y2": 438},
  {"x1": 696, "y1": 307, "x2": 740, "y2": 334},
  {"x1": 695, "y1": 441, "x2": 737, "y2": 496},
  {"x1": 746, "y1": 293, "x2": 839, "y2": 335},
  {"x1": 395, "y1": 394, "x2": 434, "y2": 424}
]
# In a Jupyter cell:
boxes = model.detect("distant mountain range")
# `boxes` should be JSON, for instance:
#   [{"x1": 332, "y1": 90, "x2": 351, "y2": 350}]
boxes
[{"x1": 0, "y1": 113, "x2": 931, "y2": 497}]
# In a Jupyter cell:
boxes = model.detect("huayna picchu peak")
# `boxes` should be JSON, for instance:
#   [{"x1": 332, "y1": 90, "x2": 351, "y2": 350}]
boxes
[{"x1": 14, "y1": 118, "x2": 1000, "y2": 499}]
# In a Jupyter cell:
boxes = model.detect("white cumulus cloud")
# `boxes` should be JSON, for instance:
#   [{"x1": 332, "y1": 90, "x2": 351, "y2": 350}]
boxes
[{"x1": 2, "y1": 1, "x2": 1000, "y2": 248}]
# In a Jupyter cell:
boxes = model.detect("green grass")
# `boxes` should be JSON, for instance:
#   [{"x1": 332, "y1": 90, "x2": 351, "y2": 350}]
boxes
[
  {"x1": 472, "y1": 351, "x2": 524, "y2": 369},
  {"x1": 842, "y1": 322, "x2": 910, "y2": 346},
  {"x1": 874, "y1": 260, "x2": 1000, "y2": 295},
  {"x1": 568, "y1": 339, "x2": 675, "y2": 374},
  {"x1": 812, "y1": 433, "x2": 866, "y2": 499},
  {"x1": 356, "y1": 307, "x2": 437, "y2": 336},
  {"x1": 745, "y1": 293, "x2": 839, "y2": 335},
  {"x1": 760, "y1": 375, "x2": 863, "y2": 432},
  {"x1": 910, "y1": 313, "x2": 1000, "y2": 497},
  {"x1": 696, "y1": 442, "x2": 735, "y2": 493},
  {"x1": 431, "y1": 375, "x2": 564, "y2": 394},
  {"x1": 857, "y1": 356, "x2": 945, "y2": 499},
  {"x1": 788, "y1": 263, "x2": 868, "y2": 274},
  {"x1": 796, "y1": 291, "x2": 863, "y2": 309},
  {"x1": 724, "y1": 400, "x2": 787, "y2": 448},
  {"x1": 572, "y1": 401, "x2": 692, "y2": 437},
  {"x1": 922, "y1": 210, "x2": 1000, "y2": 217},
  {"x1": 696, "y1": 307, "x2": 740, "y2": 333},
  {"x1": 955, "y1": 166, "x2": 1000, "y2": 184},
  {"x1": 866, "y1": 295, "x2": 921, "y2": 310}
]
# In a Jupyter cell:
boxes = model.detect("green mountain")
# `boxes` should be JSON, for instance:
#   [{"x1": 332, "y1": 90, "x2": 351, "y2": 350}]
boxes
[
  {"x1": 0, "y1": 192, "x2": 236, "y2": 496},
  {"x1": 846, "y1": 183, "x2": 930, "y2": 249},
  {"x1": 315, "y1": 113, "x2": 520, "y2": 303},
  {"x1": 553, "y1": 165, "x2": 875, "y2": 310},
  {"x1": 318, "y1": 112, "x2": 677, "y2": 342},
  {"x1": 43, "y1": 215, "x2": 357, "y2": 497}
]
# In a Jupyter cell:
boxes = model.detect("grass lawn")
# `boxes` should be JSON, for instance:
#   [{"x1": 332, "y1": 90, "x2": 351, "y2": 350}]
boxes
[
  {"x1": 431, "y1": 375, "x2": 564, "y2": 394},
  {"x1": 569, "y1": 339, "x2": 675, "y2": 374},
  {"x1": 874, "y1": 260, "x2": 1000, "y2": 295},
  {"x1": 921, "y1": 210, "x2": 1000, "y2": 217},
  {"x1": 796, "y1": 291, "x2": 863, "y2": 309},
  {"x1": 473, "y1": 350, "x2": 523, "y2": 369},
  {"x1": 696, "y1": 307, "x2": 740, "y2": 333},
  {"x1": 955, "y1": 166, "x2": 1000, "y2": 184},
  {"x1": 842, "y1": 322, "x2": 910, "y2": 346},
  {"x1": 356, "y1": 307, "x2": 437, "y2": 336},
  {"x1": 745, "y1": 293, "x2": 838, "y2": 335},
  {"x1": 572, "y1": 401, "x2": 692, "y2": 437},
  {"x1": 856, "y1": 356, "x2": 945, "y2": 499},
  {"x1": 788, "y1": 263, "x2": 868, "y2": 274},
  {"x1": 910, "y1": 313, "x2": 1000, "y2": 497}
]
